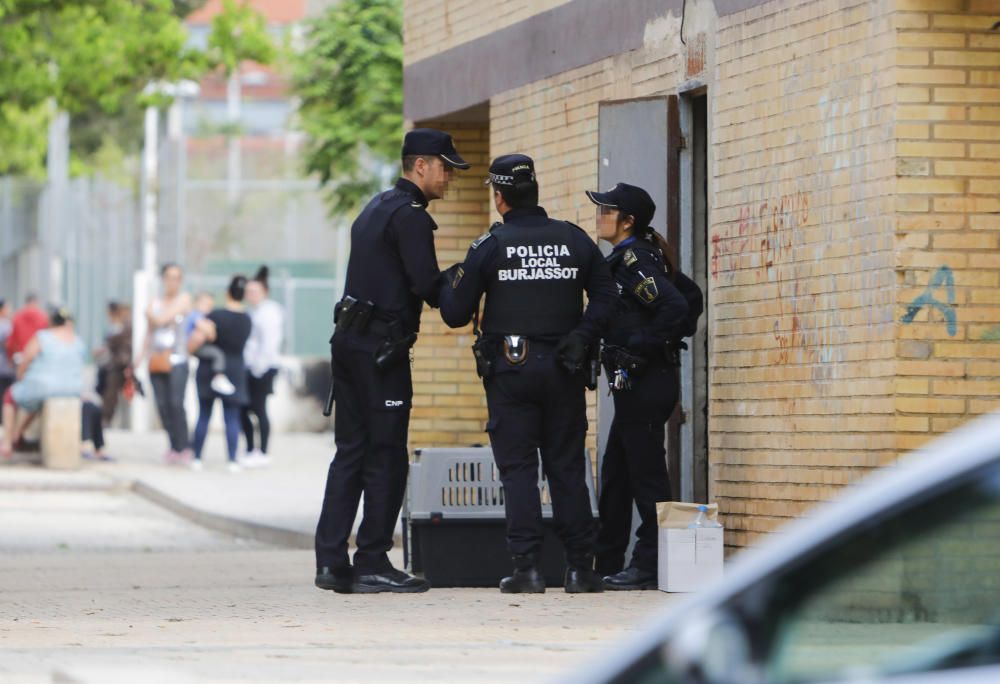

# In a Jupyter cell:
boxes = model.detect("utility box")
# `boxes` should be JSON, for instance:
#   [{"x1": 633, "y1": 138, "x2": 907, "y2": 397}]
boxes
[{"x1": 403, "y1": 447, "x2": 598, "y2": 588}]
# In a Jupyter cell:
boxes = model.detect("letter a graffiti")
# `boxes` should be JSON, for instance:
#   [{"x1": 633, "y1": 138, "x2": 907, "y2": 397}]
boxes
[{"x1": 901, "y1": 265, "x2": 957, "y2": 336}]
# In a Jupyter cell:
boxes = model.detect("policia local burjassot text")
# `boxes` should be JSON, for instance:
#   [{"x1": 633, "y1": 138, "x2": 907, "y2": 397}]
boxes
[{"x1": 497, "y1": 244, "x2": 580, "y2": 281}]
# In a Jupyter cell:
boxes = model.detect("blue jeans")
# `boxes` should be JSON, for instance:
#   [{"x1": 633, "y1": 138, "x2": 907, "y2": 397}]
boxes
[{"x1": 192, "y1": 398, "x2": 242, "y2": 462}]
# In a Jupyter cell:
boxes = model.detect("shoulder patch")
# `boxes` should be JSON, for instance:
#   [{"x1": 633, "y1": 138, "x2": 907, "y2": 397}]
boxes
[
  {"x1": 471, "y1": 232, "x2": 495, "y2": 249},
  {"x1": 623, "y1": 249, "x2": 639, "y2": 268},
  {"x1": 633, "y1": 276, "x2": 659, "y2": 304}
]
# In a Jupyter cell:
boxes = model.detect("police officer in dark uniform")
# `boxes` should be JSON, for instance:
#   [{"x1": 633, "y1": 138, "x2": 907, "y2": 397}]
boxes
[
  {"x1": 586, "y1": 183, "x2": 702, "y2": 590},
  {"x1": 438, "y1": 154, "x2": 617, "y2": 593},
  {"x1": 315, "y1": 128, "x2": 470, "y2": 594}
]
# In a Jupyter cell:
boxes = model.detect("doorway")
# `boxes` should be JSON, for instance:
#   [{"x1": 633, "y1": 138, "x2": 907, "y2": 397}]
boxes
[{"x1": 678, "y1": 91, "x2": 710, "y2": 503}]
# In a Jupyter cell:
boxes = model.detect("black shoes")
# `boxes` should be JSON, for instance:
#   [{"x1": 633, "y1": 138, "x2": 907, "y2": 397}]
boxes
[
  {"x1": 316, "y1": 566, "x2": 430, "y2": 594},
  {"x1": 354, "y1": 568, "x2": 431, "y2": 594},
  {"x1": 500, "y1": 567, "x2": 546, "y2": 594},
  {"x1": 565, "y1": 567, "x2": 605, "y2": 593},
  {"x1": 603, "y1": 566, "x2": 658, "y2": 591},
  {"x1": 315, "y1": 566, "x2": 354, "y2": 594}
]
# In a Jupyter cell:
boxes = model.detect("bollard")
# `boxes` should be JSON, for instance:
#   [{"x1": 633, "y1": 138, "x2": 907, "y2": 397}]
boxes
[{"x1": 41, "y1": 397, "x2": 82, "y2": 470}]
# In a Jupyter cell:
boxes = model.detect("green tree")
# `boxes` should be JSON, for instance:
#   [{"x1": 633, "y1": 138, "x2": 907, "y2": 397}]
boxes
[
  {"x1": 0, "y1": 0, "x2": 202, "y2": 176},
  {"x1": 293, "y1": 0, "x2": 403, "y2": 214},
  {"x1": 206, "y1": 0, "x2": 276, "y2": 77}
]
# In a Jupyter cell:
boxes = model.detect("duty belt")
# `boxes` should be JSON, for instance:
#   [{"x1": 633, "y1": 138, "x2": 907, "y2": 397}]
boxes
[{"x1": 334, "y1": 296, "x2": 398, "y2": 338}]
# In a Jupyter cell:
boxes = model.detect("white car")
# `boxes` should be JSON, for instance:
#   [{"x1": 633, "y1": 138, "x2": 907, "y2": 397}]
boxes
[{"x1": 567, "y1": 412, "x2": 1000, "y2": 684}]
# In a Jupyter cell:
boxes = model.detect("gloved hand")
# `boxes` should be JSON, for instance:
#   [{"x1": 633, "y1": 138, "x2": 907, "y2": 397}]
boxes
[{"x1": 555, "y1": 332, "x2": 589, "y2": 374}]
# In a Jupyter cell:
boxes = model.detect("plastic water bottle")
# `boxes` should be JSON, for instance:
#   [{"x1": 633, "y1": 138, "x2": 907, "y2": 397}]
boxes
[{"x1": 688, "y1": 505, "x2": 708, "y2": 528}]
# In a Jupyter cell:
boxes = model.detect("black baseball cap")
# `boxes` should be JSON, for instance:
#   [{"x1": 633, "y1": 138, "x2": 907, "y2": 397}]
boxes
[
  {"x1": 586, "y1": 183, "x2": 656, "y2": 229},
  {"x1": 402, "y1": 128, "x2": 470, "y2": 169},
  {"x1": 484, "y1": 153, "x2": 536, "y2": 186}
]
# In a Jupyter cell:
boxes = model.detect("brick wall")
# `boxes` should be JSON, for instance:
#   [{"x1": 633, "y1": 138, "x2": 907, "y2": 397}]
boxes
[
  {"x1": 410, "y1": 122, "x2": 491, "y2": 448},
  {"x1": 403, "y1": 0, "x2": 573, "y2": 65},
  {"x1": 711, "y1": 0, "x2": 898, "y2": 547},
  {"x1": 404, "y1": 0, "x2": 1000, "y2": 550},
  {"x1": 894, "y1": 0, "x2": 1000, "y2": 448}
]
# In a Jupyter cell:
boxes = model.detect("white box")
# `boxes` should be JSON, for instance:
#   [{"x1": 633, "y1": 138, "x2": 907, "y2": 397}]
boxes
[{"x1": 658, "y1": 527, "x2": 724, "y2": 592}]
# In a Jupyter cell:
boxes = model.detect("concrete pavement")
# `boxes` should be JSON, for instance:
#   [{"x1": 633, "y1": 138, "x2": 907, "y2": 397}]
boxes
[{"x1": 0, "y1": 429, "x2": 679, "y2": 683}]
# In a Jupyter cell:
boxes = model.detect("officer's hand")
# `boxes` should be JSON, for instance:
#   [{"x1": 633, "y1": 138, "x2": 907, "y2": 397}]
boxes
[{"x1": 556, "y1": 332, "x2": 589, "y2": 373}]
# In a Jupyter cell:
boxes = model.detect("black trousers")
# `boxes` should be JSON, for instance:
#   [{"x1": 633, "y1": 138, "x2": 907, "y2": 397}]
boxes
[
  {"x1": 595, "y1": 363, "x2": 678, "y2": 575},
  {"x1": 81, "y1": 400, "x2": 104, "y2": 450},
  {"x1": 241, "y1": 368, "x2": 276, "y2": 454},
  {"x1": 150, "y1": 364, "x2": 189, "y2": 452},
  {"x1": 484, "y1": 351, "x2": 595, "y2": 566},
  {"x1": 315, "y1": 336, "x2": 411, "y2": 574}
]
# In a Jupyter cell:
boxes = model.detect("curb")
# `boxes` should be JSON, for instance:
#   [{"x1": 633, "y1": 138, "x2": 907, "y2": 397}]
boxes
[{"x1": 129, "y1": 480, "x2": 314, "y2": 550}]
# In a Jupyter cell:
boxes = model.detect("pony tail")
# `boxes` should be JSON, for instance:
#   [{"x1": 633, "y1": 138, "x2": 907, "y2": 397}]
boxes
[{"x1": 645, "y1": 228, "x2": 676, "y2": 281}]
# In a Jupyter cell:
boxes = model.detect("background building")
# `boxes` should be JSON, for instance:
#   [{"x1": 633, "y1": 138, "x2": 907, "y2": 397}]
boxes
[{"x1": 402, "y1": 0, "x2": 1000, "y2": 549}]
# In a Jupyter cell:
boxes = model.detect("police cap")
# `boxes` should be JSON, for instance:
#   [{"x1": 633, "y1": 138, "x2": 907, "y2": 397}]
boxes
[
  {"x1": 585, "y1": 182, "x2": 655, "y2": 230},
  {"x1": 484, "y1": 153, "x2": 536, "y2": 186},
  {"x1": 402, "y1": 128, "x2": 471, "y2": 169}
]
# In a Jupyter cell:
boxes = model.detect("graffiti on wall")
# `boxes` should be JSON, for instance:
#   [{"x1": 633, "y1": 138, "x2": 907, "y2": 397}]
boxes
[
  {"x1": 900, "y1": 265, "x2": 957, "y2": 337},
  {"x1": 711, "y1": 190, "x2": 810, "y2": 283}
]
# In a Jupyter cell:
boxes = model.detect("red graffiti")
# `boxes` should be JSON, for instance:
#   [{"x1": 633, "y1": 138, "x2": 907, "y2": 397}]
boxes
[{"x1": 711, "y1": 190, "x2": 810, "y2": 283}]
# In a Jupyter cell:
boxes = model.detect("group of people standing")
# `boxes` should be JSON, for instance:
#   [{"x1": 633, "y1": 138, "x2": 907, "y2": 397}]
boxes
[
  {"x1": 139, "y1": 264, "x2": 284, "y2": 472},
  {"x1": 314, "y1": 129, "x2": 702, "y2": 595}
]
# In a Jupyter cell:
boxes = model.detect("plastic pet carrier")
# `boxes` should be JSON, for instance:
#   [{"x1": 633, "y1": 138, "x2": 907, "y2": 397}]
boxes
[{"x1": 402, "y1": 447, "x2": 598, "y2": 588}]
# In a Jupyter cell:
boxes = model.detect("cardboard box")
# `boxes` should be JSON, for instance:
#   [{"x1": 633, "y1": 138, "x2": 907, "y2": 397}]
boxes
[{"x1": 656, "y1": 502, "x2": 724, "y2": 593}]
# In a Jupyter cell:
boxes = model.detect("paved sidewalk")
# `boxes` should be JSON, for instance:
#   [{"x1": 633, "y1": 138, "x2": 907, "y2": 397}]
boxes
[
  {"x1": 91, "y1": 429, "x2": 338, "y2": 547},
  {"x1": 0, "y1": 437, "x2": 680, "y2": 684}
]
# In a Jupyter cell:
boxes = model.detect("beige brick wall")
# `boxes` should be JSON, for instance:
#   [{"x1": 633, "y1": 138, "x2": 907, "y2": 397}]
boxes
[
  {"x1": 404, "y1": 0, "x2": 1000, "y2": 550},
  {"x1": 893, "y1": 0, "x2": 1000, "y2": 447},
  {"x1": 711, "y1": 0, "x2": 899, "y2": 547},
  {"x1": 403, "y1": 0, "x2": 573, "y2": 65},
  {"x1": 410, "y1": 122, "x2": 491, "y2": 448}
]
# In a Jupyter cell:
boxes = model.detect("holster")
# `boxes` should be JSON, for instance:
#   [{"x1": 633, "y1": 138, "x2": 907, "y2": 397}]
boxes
[
  {"x1": 374, "y1": 320, "x2": 416, "y2": 370},
  {"x1": 603, "y1": 345, "x2": 648, "y2": 377},
  {"x1": 334, "y1": 295, "x2": 375, "y2": 334},
  {"x1": 472, "y1": 336, "x2": 496, "y2": 378},
  {"x1": 665, "y1": 339, "x2": 687, "y2": 367},
  {"x1": 586, "y1": 342, "x2": 601, "y2": 391}
]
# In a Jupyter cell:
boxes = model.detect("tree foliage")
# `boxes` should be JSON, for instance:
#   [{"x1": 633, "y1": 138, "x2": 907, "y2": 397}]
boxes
[
  {"x1": 207, "y1": 0, "x2": 276, "y2": 76},
  {"x1": 293, "y1": 0, "x2": 403, "y2": 215},
  {"x1": 0, "y1": 0, "x2": 203, "y2": 176}
]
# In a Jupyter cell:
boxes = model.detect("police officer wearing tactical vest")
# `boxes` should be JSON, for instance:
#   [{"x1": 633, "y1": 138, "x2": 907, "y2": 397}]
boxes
[
  {"x1": 439, "y1": 154, "x2": 617, "y2": 594},
  {"x1": 315, "y1": 128, "x2": 470, "y2": 594},
  {"x1": 587, "y1": 183, "x2": 703, "y2": 590}
]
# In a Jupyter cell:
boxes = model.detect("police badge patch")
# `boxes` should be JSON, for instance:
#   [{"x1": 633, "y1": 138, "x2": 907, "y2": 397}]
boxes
[
  {"x1": 623, "y1": 249, "x2": 639, "y2": 268},
  {"x1": 634, "y1": 276, "x2": 659, "y2": 303},
  {"x1": 452, "y1": 266, "x2": 464, "y2": 289}
]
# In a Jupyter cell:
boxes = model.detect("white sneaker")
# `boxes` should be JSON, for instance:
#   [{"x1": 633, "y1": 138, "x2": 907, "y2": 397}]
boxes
[
  {"x1": 211, "y1": 374, "x2": 236, "y2": 395},
  {"x1": 252, "y1": 453, "x2": 271, "y2": 469},
  {"x1": 227, "y1": 461, "x2": 242, "y2": 473},
  {"x1": 189, "y1": 459, "x2": 204, "y2": 472},
  {"x1": 238, "y1": 448, "x2": 261, "y2": 467}
]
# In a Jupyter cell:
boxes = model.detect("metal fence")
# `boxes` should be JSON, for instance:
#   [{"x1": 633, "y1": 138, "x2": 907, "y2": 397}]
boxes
[
  {"x1": 0, "y1": 176, "x2": 141, "y2": 353},
  {"x1": 0, "y1": 174, "x2": 339, "y2": 357}
]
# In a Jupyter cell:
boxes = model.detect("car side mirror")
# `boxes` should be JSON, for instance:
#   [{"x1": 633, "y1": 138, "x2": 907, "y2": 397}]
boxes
[{"x1": 662, "y1": 609, "x2": 760, "y2": 684}]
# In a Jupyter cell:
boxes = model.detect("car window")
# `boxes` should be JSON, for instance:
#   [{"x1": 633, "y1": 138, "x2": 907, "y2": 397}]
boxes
[{"x1": 763, "y1": 459, "x2": 1000, "y2": 683}]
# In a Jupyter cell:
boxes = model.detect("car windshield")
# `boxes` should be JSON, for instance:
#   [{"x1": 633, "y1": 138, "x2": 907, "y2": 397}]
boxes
[{"x1": 760, "y1": 458, "x2": 1000, "y2": 683}]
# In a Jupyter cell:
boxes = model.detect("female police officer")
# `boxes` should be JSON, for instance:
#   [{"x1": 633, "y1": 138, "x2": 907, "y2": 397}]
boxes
[{"x1": 586, "y1": 182, "x2": 702, "y2": 590}]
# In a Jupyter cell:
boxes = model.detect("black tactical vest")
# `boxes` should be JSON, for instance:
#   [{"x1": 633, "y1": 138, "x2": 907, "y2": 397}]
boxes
[
  {"x1": 481, "y1": 219, "x2": 585, "y2": 337},
  {"x1": 342, "y1": 187, "x2": 431, "y2": 333}
]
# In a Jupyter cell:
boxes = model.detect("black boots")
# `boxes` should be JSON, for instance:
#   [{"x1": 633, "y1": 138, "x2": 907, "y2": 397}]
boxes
[
  {"x1": 603, "y1": 566, "x2": 657, "y2": 591},
  {"x1": 500, "y1": 554, "x2": 546, "y2": 593},
  {"x1": 565, "y1": 555, "x2": 605, "y2": 593}
]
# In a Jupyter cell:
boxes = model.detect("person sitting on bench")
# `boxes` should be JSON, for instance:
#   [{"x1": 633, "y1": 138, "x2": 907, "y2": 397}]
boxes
[{"x1": 1, "y1": 307, "x2": 84, "y2": 459}]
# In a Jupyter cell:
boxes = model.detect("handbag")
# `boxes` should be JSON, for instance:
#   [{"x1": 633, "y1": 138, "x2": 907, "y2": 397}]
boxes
[{"x1": 149, "y1": 350, "x2": 172, "y2": 374}]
